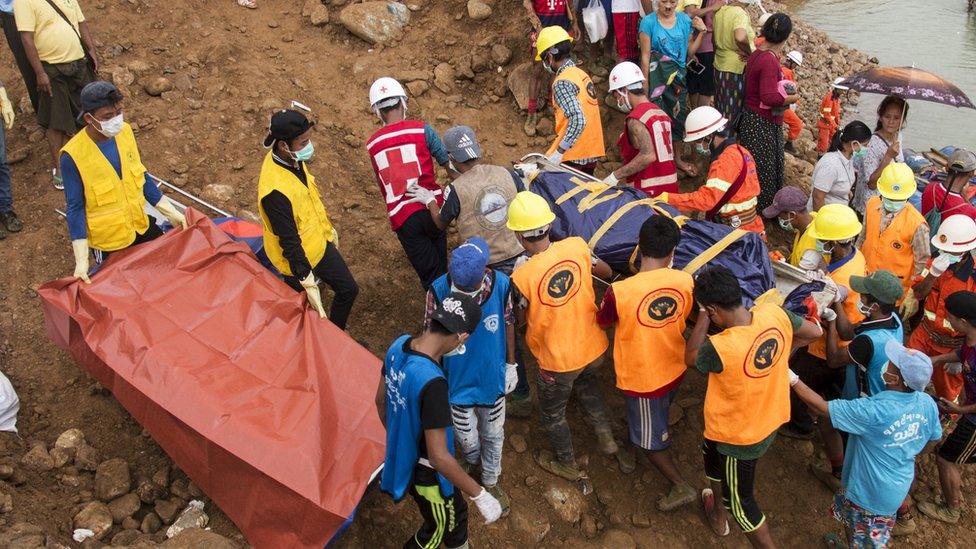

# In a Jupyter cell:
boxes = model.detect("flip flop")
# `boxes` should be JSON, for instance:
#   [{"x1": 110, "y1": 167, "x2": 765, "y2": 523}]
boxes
[
  {"x1": 701, "y1": 488, "x2": 730, "y2": 537},
  {"x1": 52, "y1": 169, "x2": 63, "y2": 190}
]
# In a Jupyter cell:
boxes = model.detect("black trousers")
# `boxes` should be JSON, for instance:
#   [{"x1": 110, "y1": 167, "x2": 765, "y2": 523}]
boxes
[
  {"x1": 786, "y1": 348, "x2": 845, "y2": 434},
  {"x1": 94, "y1": 222, "x2": 164, "y2": 264},
  {"x1": 404, "y1": 484, "x2": 468, "y2": 549},
  {"x1": 283, "y1": 242, "x2": 359, "y2": 330},
  {"x1": 1, "y1": 11, "x2": 38, "y2": 113},
  {"x1": 395, "y1": 210, "x2": 447, "y2": 291}
]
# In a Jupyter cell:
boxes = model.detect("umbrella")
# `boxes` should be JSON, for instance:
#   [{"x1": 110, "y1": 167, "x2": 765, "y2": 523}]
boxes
[{"x1": 838, "y1": 66, "x2": 976, "y2": 110}]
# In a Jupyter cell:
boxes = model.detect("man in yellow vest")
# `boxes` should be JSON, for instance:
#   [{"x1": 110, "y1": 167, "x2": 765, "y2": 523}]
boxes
[
  {"x1": 506, "y1": 191, "x2": 631, "y2": 484},
  {"x1": 597, "y1": 215, "x2": 696, "y2": 512},
  {"x1": 536, "y1": 26, "x2": 606, "y2": 175},
  {"x1": 762, "y1": 186, "x2": 817, "y2": 267},
  {"x1": 62, "y1": 81, "x2": 186, "y2": 283},
  {"x1": 258, "y1": 109, "x2": 358, "y2": 329},
  {"x1": 687, "y1": 265, "x2": 822, "y2": 546},
  {"x1": 856, "y1": 162, "x2": 930, "y2": 320}
]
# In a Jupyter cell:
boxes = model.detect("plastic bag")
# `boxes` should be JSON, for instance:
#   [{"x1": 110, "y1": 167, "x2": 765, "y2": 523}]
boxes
[
  {"x1": 0, "y1": 371, "x2": 18, "y2": 433},
  {"x1": 582, "y1": 0, "x2": 608, "y2": 44}
]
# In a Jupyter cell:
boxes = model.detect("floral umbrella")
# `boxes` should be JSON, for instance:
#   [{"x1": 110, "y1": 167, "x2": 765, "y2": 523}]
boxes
[{"x1": 838, "y1": 66, "x2": 975, "y2": 109}]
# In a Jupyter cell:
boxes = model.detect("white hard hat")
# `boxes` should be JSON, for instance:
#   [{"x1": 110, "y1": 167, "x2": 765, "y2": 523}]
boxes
[
  {"x1": 786, "y1": 50, "x2": 803, "y2": 66},
  {"x1": 684, "y1": 106, "x2": 728, "y2": 143},
  {"x1": 832, "y1": 77, "x2": 850, "y2": 90},
  {"x1": 932, "y1": 215, "x2": 976, "y2": 253},
  {"x1": 369, "y1": 77, "x2": 407, "y2": 110},
  {"x1": 608, "y1": 61, "x2": 645, "y2": 92}
]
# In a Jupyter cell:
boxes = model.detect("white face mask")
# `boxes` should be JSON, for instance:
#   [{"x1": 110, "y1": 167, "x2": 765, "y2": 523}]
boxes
[
  {"x1": 450, "y1": 283, "x2": 482, "y2": 298},
  {"x1": 93, "y1": 113, "x2": 124, "y2": 137}
]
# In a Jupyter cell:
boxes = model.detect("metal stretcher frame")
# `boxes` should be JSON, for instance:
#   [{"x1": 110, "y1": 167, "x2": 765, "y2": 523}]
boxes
[{"x1": 54, "y1": 173, "x2": 232, "y2": 220}]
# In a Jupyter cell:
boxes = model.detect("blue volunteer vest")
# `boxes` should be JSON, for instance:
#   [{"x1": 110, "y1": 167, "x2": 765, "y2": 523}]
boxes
[
  {"x1": 843, "y1": 316, "x2": 904, "y2": 399},
  {"x1": 379, "y1": 335, "x2": 455, "y2": 501},
  {"x1": 431, "y1": 271, "x2": 509, "y2": 406}
]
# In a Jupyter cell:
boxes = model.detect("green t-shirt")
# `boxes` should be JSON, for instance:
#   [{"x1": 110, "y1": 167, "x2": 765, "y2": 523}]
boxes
[
  {"x1": 712, "y1": 5, "x2": 754, "y2": 75},
  {"x1": 696, "y1": 308, "x2": 804, "y2": 460}
]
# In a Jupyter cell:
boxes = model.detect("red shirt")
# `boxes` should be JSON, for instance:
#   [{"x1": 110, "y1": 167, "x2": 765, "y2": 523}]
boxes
[
  {"x1": 920, "y1": 181, "x2": 976, "y2": 220},
  {"x1": 616, "y1": 102, "x2": 678, "y2": 197},
  {"x1": 744, "y1": 49, "x2": 785, "y2": 124}
]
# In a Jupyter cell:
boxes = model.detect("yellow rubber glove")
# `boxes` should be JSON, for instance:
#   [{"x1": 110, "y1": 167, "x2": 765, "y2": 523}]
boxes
[
  {"x1": 899, "y1": 288, "x2": 919, "y2": 321},
  {"x1": 656, "y1": 192, "x2": 670, "y2": 203},
  {"x1": 71, "y1": 239, "x2": 91, "y2": 283},
  {"x1": 300, "y1": 272, "x2": 327, "y2": 318},
  {"x1": 0, "y1": 88, "x2": 14, "y2": 130},
  {"x1": 155, "y1": 196, "x2": 187, "y2": 230},
  {"x1": 330, "y1": 227, "x2": 339, "y2": 249}
]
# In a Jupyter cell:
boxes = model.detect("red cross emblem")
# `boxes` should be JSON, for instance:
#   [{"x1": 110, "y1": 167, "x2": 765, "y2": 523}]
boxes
[
  {"x1": 376, "y1": 145, "x2": 422, "y2": 201},
  {"x1": 380, "y1": 86, "x2": 388, "y2": 93}
]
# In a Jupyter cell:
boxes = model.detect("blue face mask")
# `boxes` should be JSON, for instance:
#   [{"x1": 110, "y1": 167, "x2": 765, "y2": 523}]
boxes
[
  {"x1": 292, "y1": 141, "x2": 314, "y2": 162},
  {"x1": 882, "y1": 198, "x2": 907, "y2": 213},
  {"x1": 695, "y1": 141, "x2": 710, "y2": 156},
  {"x1": 815, "y1": 240, "x2": 834, "y2": 255},
  {"x1": 852, "y1": 144, "x2": 868, "y2": 160}
]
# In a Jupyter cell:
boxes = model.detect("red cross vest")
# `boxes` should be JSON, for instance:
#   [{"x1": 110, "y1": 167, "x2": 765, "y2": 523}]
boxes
[
  {"x1": 367, "y1": 120, "x2": 443, "y2": 231},
  {"x1": 617, "y1": 102, "x2": 679, "y2": 197}
]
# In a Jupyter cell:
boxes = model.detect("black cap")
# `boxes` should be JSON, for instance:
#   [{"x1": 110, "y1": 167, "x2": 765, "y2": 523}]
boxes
[
  {"x1": 430, "y1": 293, "x2": 481, "y2": 335},
  {"x1": 79, "y1": 81, "x2": 123, "y2": 117},
  {"x1": 263, "y1": 109, "x2": 315, "y2": 148}
]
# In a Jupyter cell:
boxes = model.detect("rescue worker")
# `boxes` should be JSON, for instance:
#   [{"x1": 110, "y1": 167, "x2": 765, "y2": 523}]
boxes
[
  {"x1": 662, "y1": 106, "x2": 764, "y2": 235},
  {"x1": 506, "y1": 192, "x2": 631, "y2": 483},
  {"x1": 857, "y1": 162, "x2": 930, "y2": 319},
  {"x1": 376, "y1": 292, "x2": 503, "y2": 548},
  {"x1": 687, "y1": 265, "x2": 822, "y2": 546},
  {"x1": 909, "y1": 214, "x2": 976, "y2": 402},
  {"x1": 597, "y1": 215, "x2": 696, "y2": 511},
  {"x1": 258, "y1": 109, "x2": 358, "y2": 329},
  {"x1": 367, "y1": 77, "x2": 456, "y2": 290},
  {"x1": 816, "y1": 78, "x2": 847, "y2": 156},
  {"x1": 522, "y1": 0, "x2": 579, "y2": 137},
  {"x1": 781, "y1": 50, "x2": 805, "y2": 153},
  {"x1": 602, "y1": 61, "x2": 678, "y2": 198},
  {"x1": 536, "y1": 26, "x2": 606, "y2": 175},
  {"x1": 762, "y1": 186, "x2": 816, "y2": 267},
  {"x1": 63, "y1": 81, "x2": 186, "y2": 283}
]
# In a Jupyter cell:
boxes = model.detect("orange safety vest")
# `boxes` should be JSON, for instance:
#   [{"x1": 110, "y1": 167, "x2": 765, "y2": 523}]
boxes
[
  {"x1": 547, "y1": 66, "x2": 606, "y2": 162},
  {"x1": 704, "y1": 303, "x2": 793, "y2": 445},
  {"x1": 512, "y1": 237, "x2": 608, "y2": 372},
  {"x1": 923, "y1": 264, "x2": 976, "y2": 337},
  {"x1": 610, "y1": 268, "x2": 694, "y2": 393},
  {"x1": 861, "y1": 196, "x2": 925, "y2": 291},
  {"x1": 809, "y1": 250, "x2": 867, "y2": 359}
]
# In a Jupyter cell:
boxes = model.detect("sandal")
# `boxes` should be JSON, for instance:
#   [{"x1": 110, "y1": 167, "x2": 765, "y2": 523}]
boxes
[
  {"x1": 701, "y1": 488, "x2": 730, "y2": 537},
  {"x1": 237, "y1": 0, "x2": 257, "y2": 8}
]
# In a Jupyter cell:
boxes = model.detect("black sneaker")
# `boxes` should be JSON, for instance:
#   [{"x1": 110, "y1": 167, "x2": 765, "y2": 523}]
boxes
[{"x1": 1, "y1": 211, "x2": 22, "y2": 233}]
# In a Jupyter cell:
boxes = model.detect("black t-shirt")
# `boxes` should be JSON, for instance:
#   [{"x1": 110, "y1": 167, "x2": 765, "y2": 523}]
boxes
[
  {"x1": 438, "y1": 167, "x2": 525, "y2": 225},
  {"x1": 848, "y1": 315, "x2": 901, "y2": 368},
  {"x1": 399, "y1": 337, "x2": 452, "y2": 486}
]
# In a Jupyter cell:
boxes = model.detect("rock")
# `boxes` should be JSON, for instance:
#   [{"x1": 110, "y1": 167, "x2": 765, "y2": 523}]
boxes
[
  {"x1": 73, "y1": 501, "x2": 113, "y2": 540},
  {"x1": 471, "y1": 52, "x2": 490, "y2": 73},
  {"x1": 127, "y1": 60, "x2": 151, "y2": 73},
  {"x1": 503, "y1": 138, "x2": 517, "y2": 147},
  {"x1": 75, "y1": 444, "x2": 100, "y2": 471},
  {"x1": 186, "y1": 481, "x2": 204, "y2": 499},
  {"x1": 511, "y1": 506, "x2": 550, "y2": 542},
  {"x1": 122, "y1": 516, "x2": 140, "y2": 530},
  {"x1": 0, "y1": 464, "x2": 13, "y2": 479},
  {"x1": 467, "y1": 0, "x2": 491, "y2": 21},
  {"x1": 170, "y1": 479, "x2": 190, "y2": 500},
  {"x1": 310, "y1": 5, "x2": 330, "y2": 26},
  {"x1": 165, "y1": 501, "x2": 208, "y2": 539},
  {"x1": 49, "y1": 446, "x2": 73, "y2": 468},
  {"x1": 161, "y1": 528, "x2": 237, "y2": 548},
  {"x1": 140, "y1": 512, "x2": 162, "y2": 534},
  {"x1": 0, "y1": 492, "x2": 11, "y2": 513},
  {"x1": 508, "y1": 434, "x2": 527, "y2": 453},
  {"x1": 433, "y1": 63, "x2": 455, "y2": 93},
  {"x1": 456, "y1": 56, "x2": 475, "y2": 80},
  {"x1": 543, "y1": 479, "x2": 585, "y2": 524},
  {"x1": 506, "y1": 62, "x2": 534, "y2": 110},
  {"x1": 108, "y1": 493, "x2": 141, "y2": 523},
  {"x1": 343, "y1": 134, "x2": 361, "y2": 148},
  {"x1": 339, "y1": 1, "x2": 410, "y2": 45},
  {"x1": 204, "y1": 184, "x2": 235, "y2": 203},
  {"x1": 6, "y1": 148, "x2": 28, "y2": 165},
  {"x1": 535, "y1": 117, "x2": 554, "y2": 137},
  {"x1": 94, "y1": 458, "x2": 131, "y2": 501},
  {"x1": 144, "y1": 77, "x2": 173, "y2": 97},
  {"x1": 595, "y1": 529, "x2": 636, "y2": 549},
  {"x1": 153, "y1": 465, "x2": 171, "y2": 489},
  {"x1": 301, "y1": 0, "x2": 319, "y2": 17},
  {"x1": 405, "y1": 80, "x2": 429, "y2": 97},
  {"x1": 524, "y1": 475, "x2": 540, "y2": 487},
  {"x1": 108, "y1": 66, "x2": 135, "y2": 87},
  {"x1": 796, "y1": 439, "x2": 815, "y2": 458},
  {"x1": 630, "y1": 513, "x2": 650, "y2": 528},
  {"x1": 490, "y1": 44, "x2": 512, "y2": 66},
  {"x1": 155, "y1": 498, "x2": 181, "y2": 524},
  {"x1": 0, "y1": 522, "x2": 44, "y2": 548},
  {"x1": 20, "y1": 441, "x2": 54, "y2": 471},
  {"x1": 580, "y1": 514, "x2": 598, "y2": 538},
  {"x1": 135, "y1": 479, "x2": 162, "y2": 504}
]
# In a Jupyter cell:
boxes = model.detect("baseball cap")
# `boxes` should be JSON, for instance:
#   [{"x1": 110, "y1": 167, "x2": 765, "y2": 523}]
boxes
[
  {"x1": 849, "y1": 270, "x2": 904, "y2": 306},
  {"x1": 79, "y1": 81, "x2": 123, "y2": 116},
  {"x1": 945, "y1": 290, "x2": 976, "y2": 324},
  {"x1": 430, "y1": 293, "x2": 482, "y2": 335},
  {"x1": 444, "y1": 126, "x2": 482, "y2": 163},
  {"x1": 263, "y1": 109, "x2": 315, "y2": 148},
  {"x1": 762, "y1": 186, "x2": 808, "y2": 218},
  {"x1": 949, "y1": 148, "x2": 976, "y2": 173},
  {"x1": 884, "y1": 339, "x2": 933, "y2": 392},
  {"x1": 449, "y1": 237, "x2": 490, "y2": 290}
]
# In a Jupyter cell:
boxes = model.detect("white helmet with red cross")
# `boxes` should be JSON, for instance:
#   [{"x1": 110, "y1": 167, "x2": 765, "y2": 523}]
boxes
[
  {"x1": 684, "y1": 106, "x2": 728, "y2": 142},
  {"x1": 369, "y1": 77, "x2": 407, "y2": 111},
  {"x1": 608, "y1": 62, "x2": 645, "y2": 92}
]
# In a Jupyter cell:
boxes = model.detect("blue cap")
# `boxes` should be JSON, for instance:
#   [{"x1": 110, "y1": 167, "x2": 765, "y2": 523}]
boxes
[
  {"x1": 884, "y1": 339, "x2": 933, "y2": 392},
  {"x1": 444, "y1": 126, "x2": 482, "y2": 163},
  {"x1": 80, "y1": 81, "x2": 123, "y2": 116},
  {"x1": 449, "y1": 237, "x2": 490, "y2": 290}
]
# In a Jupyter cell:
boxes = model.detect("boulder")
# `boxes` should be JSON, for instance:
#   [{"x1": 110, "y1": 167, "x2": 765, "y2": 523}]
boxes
[
  {"x1": 49, "y1": 446, "x2": 73, "y2": 468},
  {"x1": 21, "y1": 442, "x2": 54, "y2": 471},
  {"x1": 73, "y1": 501, "x2": 113, "y2": 540},
  {"x1": 405, "y1": 80, "x2": 429, "y2": 97},
  {"x1": 467, "y1": 0, "x2": 492, "y2": 21},
  {"x1": 491, "y1": 44, "x2": 512, "y2": 66},
  {"x1": 339, "y1": 1, "x2": 410, "y2": 45},
  {"x1": 94, "y1": 458, "x2": 131, "y2": 501},
  {"x1": 144, "y1": 77, "x2": 174, "y2": 97},
  {"x1": 543, "y1": 479, "x2": 585, "y2": 524},
  {"x1": 433, "y1": 63, "x2": 455, "y2": 93},
  {"x1": 506, "y1": 62, "x2": 535, "y2": 110},
  {"x1": 155, "y1": 497, "x2": 181, "y2": 523},
  {"x1": 310, "y1": 5, "x2": 330, "y2": 26},
  {"x1": 108, "y1": 493, "x2": 141, "y2": 523},
  {"x1": 301, "y1": 0, "x2": 320, "y2": 18},
  {"x1": 510, "y1": 506, "x2": 550, "y2": 543},
  {"x1": 75, "y1": 443, "x2": 100, "y2": 472},
  {"x1": 161, "y1": 528, "x2": 237, "y2": 549},
  {"x1": 140, "y1": 512, "x2": 162, "y2": 534}
]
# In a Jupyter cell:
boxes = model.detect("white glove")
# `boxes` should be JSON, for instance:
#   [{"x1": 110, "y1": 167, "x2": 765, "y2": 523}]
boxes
[
  {"x1": 513, "y1": 162, "x2": 539, "y2": 180},
  {"x1": 547, "y1": 151, "x2": 564, "y2": 165},
  {"x1": 405, "y1": 183, "x2": 437, "y2": 206},
  {"x1": 71, "y1": 239, "x2": 91, "y2": 283},
  {"x1": 514, "y1": 254, "x2": 529, "y2": 270},
  {"x1": 788, "y1": 368, "x2": 800, "y2": 387},
  {"x1": 504, "y1": 363, "x2": 518, "y2": 394},
  {"x1": 300, "y1": 272, "x2": 327, "y2": 319},
  {"x1": 604, "y1": 172, "x2": 619, "y2": 186},
  {"x1": 0, "y1": 87, "x2": 14, "y2": 130},
  {"x1": 471, "y1": 487, "x2": 502, "y2": 524},
  {"x1": 821, "y1": 308, "x2": 837, "y2": 323},
  {"x1": 834, "y1": 285, "x2": 849, "y2": 304},
  {"x1": 930, "y1": 254, "x2": 954, "y2": 278},
  {"x1": 154, "y1": 195, "x2": 188, "y2": 230}
]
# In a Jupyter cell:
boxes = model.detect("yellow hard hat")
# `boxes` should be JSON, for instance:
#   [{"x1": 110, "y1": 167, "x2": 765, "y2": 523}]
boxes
[
  {"x1": 535, "y1": 26, "x2": 573, "y2": 61},
  {"x1": 507, "y1": 191, "x2": 556, "y2": 232},
  {"x1": 877, "y1": 162, "x2": 917, "y2": 200},
  {"x1": 807, "y1": 203, "x2": 862, "y2": 242}
]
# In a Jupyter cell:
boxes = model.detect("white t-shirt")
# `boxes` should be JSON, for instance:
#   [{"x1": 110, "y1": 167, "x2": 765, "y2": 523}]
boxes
[
  {"x1": 612, "y1": 0, "x2": 642, "y2": 13},
  {"x1": 808, "y1": 150, "x2": 856, "y2": 210}
]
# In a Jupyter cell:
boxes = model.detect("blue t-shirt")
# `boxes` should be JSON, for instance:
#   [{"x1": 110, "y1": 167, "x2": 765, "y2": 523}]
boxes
[
  {"x1": 638, "y1": 12, "x2": 693, "y2": 69},
  {"x1": 829, "y1": 391, "x2": 942, "y2": 516}
]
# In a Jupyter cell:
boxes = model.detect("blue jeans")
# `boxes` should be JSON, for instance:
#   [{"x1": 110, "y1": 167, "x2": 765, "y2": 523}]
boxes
[{"x1": 0, "y1": 123, "x2": 10, "y2": 213}]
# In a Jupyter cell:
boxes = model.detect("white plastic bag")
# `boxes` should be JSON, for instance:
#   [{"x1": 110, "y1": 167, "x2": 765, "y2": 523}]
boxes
[
  {"x1": 0, "y1": 371, "x2": 18, "y2": 433},
  {"x1": 582, "y1": 0, "x2": 608, "y2": 44}
]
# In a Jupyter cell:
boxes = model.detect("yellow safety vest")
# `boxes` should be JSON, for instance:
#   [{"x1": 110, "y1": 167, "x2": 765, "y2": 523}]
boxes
[
  {"x1": 257, "y1": 153, "x2": 334, "y2": 276},
  {"x1": 61, "y1": 123, "x2": 150, "y2": 252}
]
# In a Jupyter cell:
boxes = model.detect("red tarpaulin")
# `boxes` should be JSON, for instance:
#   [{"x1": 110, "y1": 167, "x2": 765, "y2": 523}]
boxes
[{"x1": 37, "y1": 209, "x2": 385, "y2": 548}]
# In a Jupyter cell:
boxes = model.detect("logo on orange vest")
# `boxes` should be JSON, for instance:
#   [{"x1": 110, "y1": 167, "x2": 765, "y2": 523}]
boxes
[
  {"x1": 585, "y1": 81, "x2": 598, "y2": 100},
  {"x1": 637, "y1": 288, "x2": 684, "y2": 328},
  {"x1": 539, "y1": 260, "x2": 582, "y2": 307},
  {"x1": 744, "y1": 328, "x2": 786, "y2": 378},
  {"x1": 892, "y1": 241, "x2": 904, "y2": 250}
]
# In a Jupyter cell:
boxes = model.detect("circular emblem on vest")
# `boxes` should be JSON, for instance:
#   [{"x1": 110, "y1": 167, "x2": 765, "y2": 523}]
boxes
[
  {"x1": 585, "y1": 81, "x2": 598, "y2": 101},
  {"x1": 637, "y1": 288, "x2": 684, "y2": 328},
  {"x1": 891, "y1": 241, "x2": 903, "y2": 250},
  {"x1": 475, "y1": 186, "x2": 510, "y2": 230},
  {"x1": 743, "y1": 328, "x2": 786, "y2": 379},
  {"x1": 539, "y1": 260, "x2": 582, "y2": 307}
]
